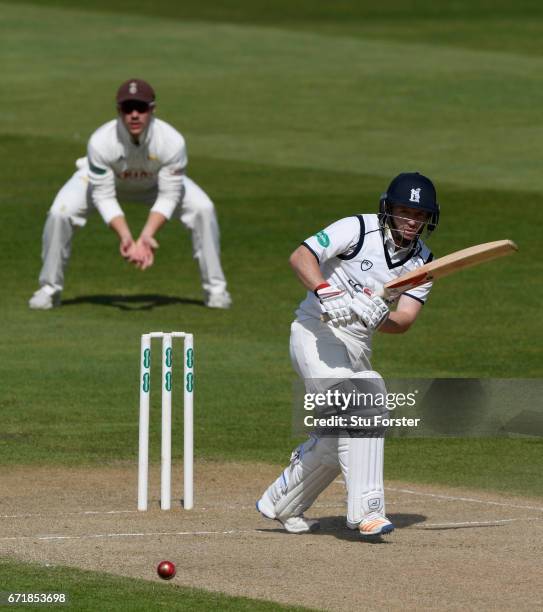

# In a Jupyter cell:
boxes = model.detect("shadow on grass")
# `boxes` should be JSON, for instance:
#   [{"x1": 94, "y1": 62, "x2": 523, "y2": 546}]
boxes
[{"x1": 61, "y1": 294, "x2": 204, "y2": 311}]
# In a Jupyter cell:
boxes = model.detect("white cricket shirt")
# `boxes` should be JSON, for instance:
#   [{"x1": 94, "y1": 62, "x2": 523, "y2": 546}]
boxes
[
  {"x1": 296, "y1": 214, "x2": 434, "y2": 357},
  {"x1": 83, "y1": 117, "x2": 187, "y2": 223}
]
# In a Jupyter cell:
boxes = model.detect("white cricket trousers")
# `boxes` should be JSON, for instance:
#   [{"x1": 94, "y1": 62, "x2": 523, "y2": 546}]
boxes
[
  {"x1": 259, "y1": 318, "x2": 386, "y2": 524},
  {"x1": 38, "y1": 169, "x2": 228, "y2": 296}
]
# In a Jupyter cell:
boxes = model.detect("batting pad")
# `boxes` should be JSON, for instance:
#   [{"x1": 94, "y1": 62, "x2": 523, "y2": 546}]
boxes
[
  {"x1": 339, "y1": 436, "x2": 385, "y2": 525},
  {"x1": 261, "y1": 436, "x2": 340, "y2": 520}
]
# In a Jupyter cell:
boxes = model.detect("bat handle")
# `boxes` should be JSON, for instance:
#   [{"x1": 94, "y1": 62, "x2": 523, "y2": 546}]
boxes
[
  {"x1": 319, "y1": 285, "x2": 393, "y2": 322},
  {"x1": 319, "y1": 283, "x2": 364, "y2": 323}
]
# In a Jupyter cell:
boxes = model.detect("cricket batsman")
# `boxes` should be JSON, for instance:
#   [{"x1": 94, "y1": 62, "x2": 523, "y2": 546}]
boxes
[
  {"x1": 29, "y1": 78, "x2": 231, "y2": 310},
  {"x1": 257, "y1": 172, "x2": 439, "y2": 537}
]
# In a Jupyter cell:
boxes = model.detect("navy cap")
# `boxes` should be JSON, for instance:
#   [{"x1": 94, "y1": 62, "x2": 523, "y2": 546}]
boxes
[{"x1": 384, "y1": 172, "x2": 438, "y2": 213}]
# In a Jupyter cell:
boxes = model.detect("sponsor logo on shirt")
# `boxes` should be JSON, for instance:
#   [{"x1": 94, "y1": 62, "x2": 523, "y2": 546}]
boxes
[
  {"x1": 115, "y1": 169, "x2": 155, "y2": 180},
  {"x1": 316, "y1": 231, "x2": 330, "y2": 247}
]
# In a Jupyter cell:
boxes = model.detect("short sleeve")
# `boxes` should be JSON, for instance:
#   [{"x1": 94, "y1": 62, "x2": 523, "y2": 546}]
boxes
[
  {"x1": 302, "y1": 217, "x2": 361, "y2": 263},
  {"x1": 402, "y1": 281, "x2": 433, "y2": 304},
  {"x1": 402, "y1": 242, "x2": 434, "y2": 303}
]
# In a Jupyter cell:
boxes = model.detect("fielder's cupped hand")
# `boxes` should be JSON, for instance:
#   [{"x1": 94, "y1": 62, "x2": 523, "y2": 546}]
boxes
[
  {"x1": 317, "y1": 284, "x2": 354, "y2": 327},
  {"x1": 119, "y1": 236, "x2": 135, "y2": 260},
  {"x1": 350, "y1": 278, "x2": 389, "y2": 330},
  {"x1": 128, "y1": 236, "x2": 159, "y2": 270}
]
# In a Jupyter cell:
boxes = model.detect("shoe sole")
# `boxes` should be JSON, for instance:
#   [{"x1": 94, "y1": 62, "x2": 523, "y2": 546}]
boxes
[
  {"x1": 29, "y1": 296, "x2": 61, "y2": 310},
  {"x1": 360, "y1": 524, "x2": 394, "y2": 538},
  {"x1": 29, "y1": 303, "x2": 58, "y2": 310},
  {"x1": 282, "y1": 520, "x2": 320, "y2": 534}
]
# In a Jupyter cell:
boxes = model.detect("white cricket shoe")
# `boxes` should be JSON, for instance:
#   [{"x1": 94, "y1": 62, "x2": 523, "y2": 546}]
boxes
[
  {"x1": 281, "y1": 515, "x2": 320, "y2": 534},
  {"x1": 354, "y1": 512, "x2": 394, "y2": 537},
  {"x1": 28, "y1": 287, "x2": 61, "y2": 310},
  {"x1": 256, "y1": 498, "x2": 320, "y2": 534},
  {"x1": 205, "y1": 291, "x2": 232, "y2": 309}
]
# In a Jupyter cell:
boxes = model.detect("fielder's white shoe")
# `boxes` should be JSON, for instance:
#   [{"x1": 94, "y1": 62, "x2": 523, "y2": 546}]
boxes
[
  {"x1": 28, "y1": 287, "x2": 61, "y2": 310},
  {"x1": 256, "y1": 498, "x2": 320, "y2": 534},
  {"x1": 205, "y1": 291, "x2": 232, "y2": 309},
  {"x1": 351, "y1": 512, "x2": 394, "y2": 537}
]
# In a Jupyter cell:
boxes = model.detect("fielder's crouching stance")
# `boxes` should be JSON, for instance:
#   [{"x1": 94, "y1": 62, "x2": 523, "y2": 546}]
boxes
[
  {"x1": 29, "y1": 79, "x2": 230, "y2": 310},
  {"x1": 257, "y1": 172, "x2": 439, "y2": 538}
]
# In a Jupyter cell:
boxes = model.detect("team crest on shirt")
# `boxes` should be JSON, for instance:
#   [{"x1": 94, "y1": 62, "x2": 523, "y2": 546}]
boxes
[
  {"x1": 409, "y1": 188, "x2": 421, "y2": 203},
  {"x1": 360, "y1": 260, "x2": 373, "y2": 271},
  {"x1": 316, "y1": 231, "x2": 330, "y2": 247}
]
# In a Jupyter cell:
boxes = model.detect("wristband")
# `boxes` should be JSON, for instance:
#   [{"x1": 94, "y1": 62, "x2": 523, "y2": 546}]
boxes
[{"x1": 313, "y1": 282, "x2": 331, "y2": 296}]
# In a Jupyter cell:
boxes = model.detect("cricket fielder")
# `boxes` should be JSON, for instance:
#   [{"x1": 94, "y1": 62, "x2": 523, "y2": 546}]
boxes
[
  {"x1": 29, "y1": 78, "x2": 231, "y2": 310},
  {"x1": 257, "y1": 172, "x2": 439, "y2": 537}
]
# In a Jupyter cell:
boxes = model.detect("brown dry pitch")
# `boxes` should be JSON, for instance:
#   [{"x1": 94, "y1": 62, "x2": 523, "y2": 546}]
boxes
[{"x1": 1, "y1": 462, "x2": 542, "y2": 611}]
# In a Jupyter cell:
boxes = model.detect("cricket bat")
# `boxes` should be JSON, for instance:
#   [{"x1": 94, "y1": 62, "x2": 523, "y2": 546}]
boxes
[
  {"x1": 380, "y1": 239, "x2": 518, "y2": 300},
  {"x1": 321, "y1": 239, "x2": 518, "y2": 321}
]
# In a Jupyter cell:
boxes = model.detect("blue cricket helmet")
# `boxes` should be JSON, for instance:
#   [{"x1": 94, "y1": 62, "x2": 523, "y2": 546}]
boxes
[{"x1": 379, "y1": 172, "x2": 440, "y2": 234}]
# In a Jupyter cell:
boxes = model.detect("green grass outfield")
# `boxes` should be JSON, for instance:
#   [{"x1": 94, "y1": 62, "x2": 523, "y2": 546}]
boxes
[
  {"x1": 0, "y1": 560, "x2": 315, "y2": 611},
  {"x1": 1, "y1": 0, "x2": 542, "y2": 607}
]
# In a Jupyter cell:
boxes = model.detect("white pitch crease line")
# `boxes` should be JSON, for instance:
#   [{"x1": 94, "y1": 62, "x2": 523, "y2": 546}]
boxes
[
  {"x1": 3, "y1": 488, "x2": 540, "y2": 521},
  {"x1": 413, "y1": 517, "x2": 542, "y2": 529},
  {"x1": 0, "y1": 510, "x2": 138, "y2": 519},
  {"x1": 385, "y1": 487, "x2": 543, "y2": 512},
  {"x1": 335, "y1": 480, "x2": 543, "y2": 512},
  {"x1": 0, "y1": 529, "x2": 255, "y2": 542},
  {"x1": 2, "y1": 504, "x2": 352, "y2": 518}
]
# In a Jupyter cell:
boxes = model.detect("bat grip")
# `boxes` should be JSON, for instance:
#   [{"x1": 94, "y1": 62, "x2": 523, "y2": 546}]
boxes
[{"x1": 319, "y1": 285, "x2": 392, "y2": 322}]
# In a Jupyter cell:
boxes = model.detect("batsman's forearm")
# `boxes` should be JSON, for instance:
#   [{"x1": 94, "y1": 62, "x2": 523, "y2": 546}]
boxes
[
  {"x1": 379, "y1": 310, "x2": 414, "y2": 334},
  {"x1": 289, "y1": 246, "x2": 326, "y2": 291},
  {"x1": 379, "y1": 315, "x2": 410, "y2": 334}
]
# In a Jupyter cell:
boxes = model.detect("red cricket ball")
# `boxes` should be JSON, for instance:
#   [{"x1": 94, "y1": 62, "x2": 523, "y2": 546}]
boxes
[{"x1": 157, "y1": 560, "x2": 176, "y2": 580}]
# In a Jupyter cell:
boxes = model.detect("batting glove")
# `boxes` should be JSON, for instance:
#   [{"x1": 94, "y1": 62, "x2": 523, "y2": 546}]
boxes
[
  {"x1": 316, "y1": 283, "x2": 353, "y2": 327},
  {"x1": 350, "y1": 280, "x2": 389, "y2": 331}
]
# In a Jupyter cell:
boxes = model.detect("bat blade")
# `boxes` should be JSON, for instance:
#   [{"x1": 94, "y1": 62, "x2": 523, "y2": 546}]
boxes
[{"x1": 383, "y1": 239, "x2": 518, "y2": 299}]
